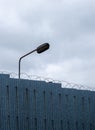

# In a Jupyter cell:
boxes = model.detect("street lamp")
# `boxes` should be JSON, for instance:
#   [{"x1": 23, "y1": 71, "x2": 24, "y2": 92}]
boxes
[{"x1": 18, "y1": 43, "x2": 50, "y2": 79}]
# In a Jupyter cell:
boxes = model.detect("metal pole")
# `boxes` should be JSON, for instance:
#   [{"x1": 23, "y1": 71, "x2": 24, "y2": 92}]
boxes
[{"x1": 18, "y1": 49, "x2": 36, "y2": 79}]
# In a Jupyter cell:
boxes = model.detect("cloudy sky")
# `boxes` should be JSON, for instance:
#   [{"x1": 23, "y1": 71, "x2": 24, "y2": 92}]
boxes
[{"x1": 0, "y1": 0, "x2": 95, "y2": 88}]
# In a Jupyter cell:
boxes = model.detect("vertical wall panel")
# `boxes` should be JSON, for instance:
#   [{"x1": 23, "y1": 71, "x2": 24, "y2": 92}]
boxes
[{"x1": 0, "y1": 74, "x2": 95, "y2": 130}]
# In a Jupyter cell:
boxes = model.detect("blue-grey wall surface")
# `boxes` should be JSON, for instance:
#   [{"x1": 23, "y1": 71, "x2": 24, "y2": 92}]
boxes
[{"x1": 0, "y1": 74, "x2": 95, "y2": 130}]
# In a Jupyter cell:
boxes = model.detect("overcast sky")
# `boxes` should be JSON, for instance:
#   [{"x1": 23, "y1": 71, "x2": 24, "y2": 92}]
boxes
[{"x1": 0, "y1": 0, "x2": 95, "y2": 88}]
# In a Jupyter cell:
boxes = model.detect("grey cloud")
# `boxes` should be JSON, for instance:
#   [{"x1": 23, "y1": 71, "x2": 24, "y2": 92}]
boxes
[{"x1": 0, "y1": 0, "x2": 95, "y2": 87}]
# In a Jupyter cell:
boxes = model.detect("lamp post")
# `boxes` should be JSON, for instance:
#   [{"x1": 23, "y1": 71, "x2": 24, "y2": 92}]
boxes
[{"x1": 18, "y1": 43, "x2": 50, "y2": 79}]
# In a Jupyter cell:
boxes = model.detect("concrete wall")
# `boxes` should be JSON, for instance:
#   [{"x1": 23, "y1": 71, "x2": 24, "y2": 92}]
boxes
[{"x1": 0, "y1": 74, "x2": 95, "y2": 130}]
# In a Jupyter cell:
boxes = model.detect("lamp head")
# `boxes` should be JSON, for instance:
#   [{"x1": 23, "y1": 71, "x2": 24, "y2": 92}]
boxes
[{"x1": 37, "y1": 43, "x2": 50, "y2": 54}]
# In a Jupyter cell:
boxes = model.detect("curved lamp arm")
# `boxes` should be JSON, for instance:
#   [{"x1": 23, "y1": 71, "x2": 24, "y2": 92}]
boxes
[{"x1": 18, "y1": 43, "x2": 50, "y2": 79}]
